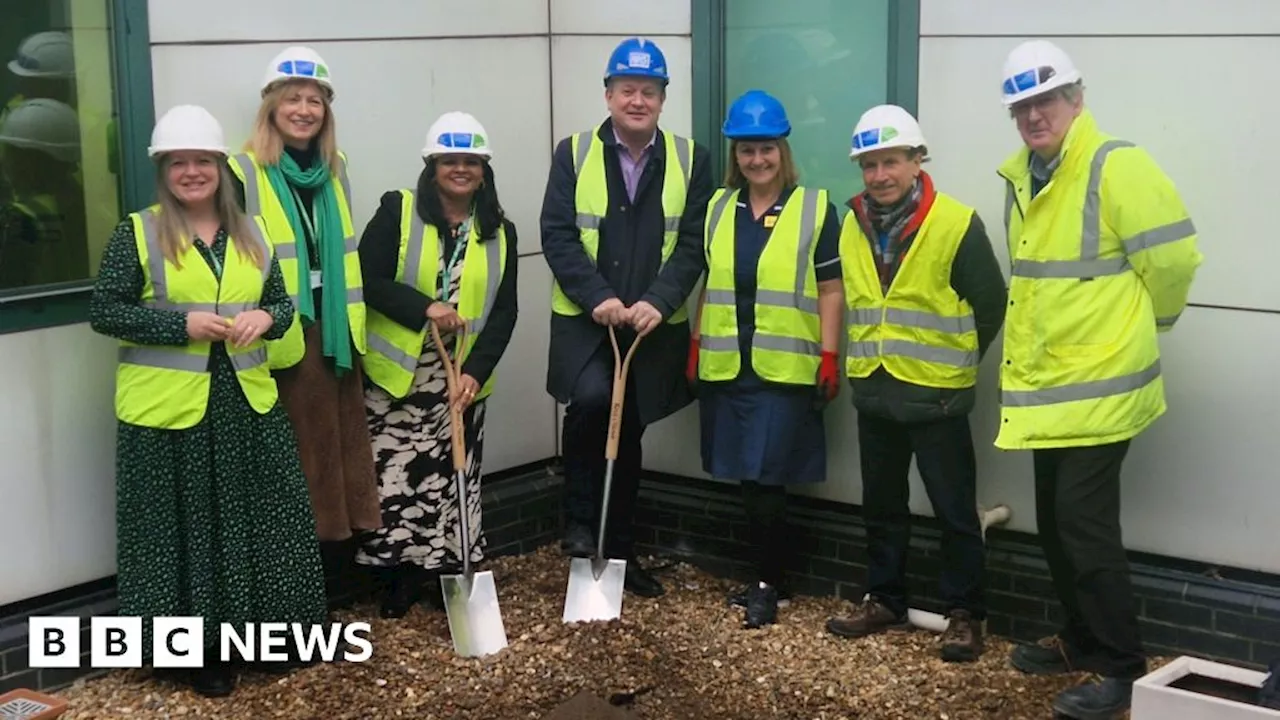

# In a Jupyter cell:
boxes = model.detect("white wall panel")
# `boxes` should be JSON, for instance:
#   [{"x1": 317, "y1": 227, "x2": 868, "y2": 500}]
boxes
[
  {"x1": 150, "y1": 37, "x2": 551, "y2": 257},
  {"x1": 0, "y1": 326, "x2": 118, "y2": 606},
  {"x1": 149, "y1": 0, "x2": 548, "y2": 44},
  {"x1": 550, "y1": 0, "x2": 690, "y2": 36},
  {"x1": 920, "y1": 0, "x2": 1280, "y2": 36},
  {"x1": 550, "y1": 35, "x2": 692, "y2": 144},
  {"x1": 918, "y1": 35, "x2": 1280, "y2": 312},
  {"x1": 480, "y1": 258, "x2": 558, "y2": 472}
]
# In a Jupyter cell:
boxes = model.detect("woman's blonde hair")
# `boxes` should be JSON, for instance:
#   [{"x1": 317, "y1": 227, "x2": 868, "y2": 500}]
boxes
[
  {"x1": 152, "y1": 155, "x2": 265, "y2": 270},
  {"x1": 723, "y1": 138, "x2": 800, "y2": 190},
  {"x1": 244, "y1": 79, "x2": 337, "y2": 169}
]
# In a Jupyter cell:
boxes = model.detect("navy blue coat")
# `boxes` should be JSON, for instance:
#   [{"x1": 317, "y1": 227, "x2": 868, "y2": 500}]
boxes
[{"x1": 540, "y1": 118, "x2": 714, "y2": 425}]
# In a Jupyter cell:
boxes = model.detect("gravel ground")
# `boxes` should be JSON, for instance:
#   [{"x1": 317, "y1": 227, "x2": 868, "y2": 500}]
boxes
[{"x1": 55, "y1": 545, "x2": 1158, "y2": 719}]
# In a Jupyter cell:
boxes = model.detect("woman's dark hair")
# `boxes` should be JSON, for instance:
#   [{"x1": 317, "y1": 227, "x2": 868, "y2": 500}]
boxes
[{"x1": 415, "y1": 157, "x2": 505, "y2": 242}]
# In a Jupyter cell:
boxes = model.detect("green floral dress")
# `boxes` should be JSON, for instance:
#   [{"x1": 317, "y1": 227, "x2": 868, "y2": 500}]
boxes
[{"x1": 89, "y1": 218, "x2": 327, "y2": 657}]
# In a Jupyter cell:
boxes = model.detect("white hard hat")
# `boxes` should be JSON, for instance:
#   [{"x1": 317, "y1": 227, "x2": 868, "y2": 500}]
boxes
[
  {"x1": 849, "y1": 104, "x2": 927, "y2": 160},
  {"x1": 421, "y1": 111, "x2": 493, "y2": 160},
  {"x1": 8, "y1": 31, "x2": 75, "y2": 79},
  {"x1": 0, "y1": 98, "x2": 80, "y2": 163},
  {"x1": 1000, "y1": 40, "x2": 1081, "y2": 107},
  {"x1": 148, "y1": 105, "x2": 229, "y2": 157},
  {"x1": 261, "y1": 46, "x2": 334, "y2": 99}
]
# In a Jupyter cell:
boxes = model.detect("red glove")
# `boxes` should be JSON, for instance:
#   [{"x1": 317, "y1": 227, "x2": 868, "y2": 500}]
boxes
[
  {"x1": 686, "y1": 337, "x2": 700, "y2": 384},
  {"x1": 816, "y1": 350, "x2": 840, "y2": 402}
]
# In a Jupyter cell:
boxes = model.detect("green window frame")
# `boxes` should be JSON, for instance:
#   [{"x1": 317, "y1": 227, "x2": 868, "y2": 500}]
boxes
[
  {"x1": 691, "y1": 0, "x2": 921, "y2": 185},
  {"x1": 0, "y1": 0, "x2": 156, "y2": 335}
]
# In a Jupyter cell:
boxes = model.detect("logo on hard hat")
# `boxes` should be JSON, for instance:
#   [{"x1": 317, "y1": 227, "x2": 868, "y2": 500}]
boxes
[{"x1": 627, "y1": 51, "x2": 652, "y2": 69}]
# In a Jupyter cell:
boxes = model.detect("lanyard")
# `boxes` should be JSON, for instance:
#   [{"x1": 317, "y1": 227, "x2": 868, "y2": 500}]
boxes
[
  {"x1": 196, "y1": 237, "x2": 223, "y2": 280},
  {"x1": 288, "y1": 185, "x2": 317, "y2": 259},
  {"x1": 438, "y1": 216, "x2": 472, "y2": 299}
]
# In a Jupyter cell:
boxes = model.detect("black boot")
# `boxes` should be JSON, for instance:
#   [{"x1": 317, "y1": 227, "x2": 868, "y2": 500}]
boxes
[
  {"x1": 380, "y1": 563, "x2": 428, "y2": 618},
  {"x1": 1052, "y1": 677, "x2": 1133, "y2": 720},
  {"x1": 743, "y1": 582, "x2": 778, "y2": 629}
]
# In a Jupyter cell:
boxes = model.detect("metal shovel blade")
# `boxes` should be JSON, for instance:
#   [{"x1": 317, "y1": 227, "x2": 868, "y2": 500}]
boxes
[
  {"x1": 440, "y1": 570, "x2": 508, "y2": 657},
  {"x1": 562, "y1": 555, "x2": 627, "y2": 623}
]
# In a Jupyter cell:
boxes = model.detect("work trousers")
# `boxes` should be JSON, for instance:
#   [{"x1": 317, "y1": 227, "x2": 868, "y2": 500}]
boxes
[
  {"x1": 561, "y1": 343, "x2": 644, "y2": 558},
  {"x1": 859, "y1": 412, "x2": 986, "y2": 618},
  {"x1": 1034, "y1": 440, "x2": 1146, "y2": 679},
  {"x1": 742, "y1": 482, "x2": 789, "y2": 587}
]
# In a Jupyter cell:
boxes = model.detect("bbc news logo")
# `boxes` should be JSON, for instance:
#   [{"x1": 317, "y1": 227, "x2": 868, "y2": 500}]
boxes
[{"x1": 28, "y1": 617, "x2": 373, "y2": 668}]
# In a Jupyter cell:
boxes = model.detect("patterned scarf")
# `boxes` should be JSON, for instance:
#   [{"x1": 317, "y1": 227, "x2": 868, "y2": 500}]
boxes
[{"x1": 856, "y1": 177, "x2": 923, "y2": 291}]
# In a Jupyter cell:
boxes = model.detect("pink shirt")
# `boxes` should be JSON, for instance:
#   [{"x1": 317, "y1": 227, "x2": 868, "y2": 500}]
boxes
[{"x1": 613, "y1": 127, "x2": 656, "y2": 203}]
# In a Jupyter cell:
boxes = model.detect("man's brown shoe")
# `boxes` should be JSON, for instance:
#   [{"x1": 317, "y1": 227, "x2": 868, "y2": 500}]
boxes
[
  {"x1": 825, "y1": 596, "x2": 911, "y2": 639},
  {"x1": 939, "y1": 609, "x2": 984, "y2": 663}
]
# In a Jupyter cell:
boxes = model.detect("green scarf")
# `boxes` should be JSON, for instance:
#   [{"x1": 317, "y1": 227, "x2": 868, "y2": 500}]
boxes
[{"x1": 264, "y1": 153, "x2": 353, "y2": 376}]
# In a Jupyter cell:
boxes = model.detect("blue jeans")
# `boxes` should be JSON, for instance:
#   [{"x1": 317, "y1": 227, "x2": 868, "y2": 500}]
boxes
[{"x1": 859, "y1": 412, "x2": 986, "y2": 619}]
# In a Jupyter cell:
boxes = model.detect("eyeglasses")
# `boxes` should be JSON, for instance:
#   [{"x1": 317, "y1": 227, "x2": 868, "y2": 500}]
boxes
[
  {"x1": 438, "y1": 132, "x2": 486, "y2": 149},
  {"x1": 1003, "y1": 65, "x2": 1057, "y2": 97},
  {"x1": 277, "y1": 59, "x2": 329, "y2": 80}
]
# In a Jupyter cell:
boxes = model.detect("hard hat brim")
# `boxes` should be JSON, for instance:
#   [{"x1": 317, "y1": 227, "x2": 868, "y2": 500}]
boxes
[
  {"x1": 1000, "y1": 70, "x2": 1081, "y2": 107},
  {"x1": 7, "y1": 59, "x2": 72, "y2": 79},
  {"x1": 148, "y1": 144, "x2": 230, "y2": 158},
  {"x1": 261, "y1": 76, "x2": 335, "y2": 101}
]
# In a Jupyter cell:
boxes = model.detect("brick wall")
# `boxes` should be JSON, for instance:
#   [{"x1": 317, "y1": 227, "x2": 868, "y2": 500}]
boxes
[
  {"x1": 4, "y1": 462, "x2": 1278, "y2": 696},
  {"x1": 632, "y1": 472, "x2": 1280, "y2": 671}
]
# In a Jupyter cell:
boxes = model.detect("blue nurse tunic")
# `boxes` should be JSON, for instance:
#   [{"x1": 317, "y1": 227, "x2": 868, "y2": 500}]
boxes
[{"x1": 698, "y1": 185, "x2": 842, "y2": 486}]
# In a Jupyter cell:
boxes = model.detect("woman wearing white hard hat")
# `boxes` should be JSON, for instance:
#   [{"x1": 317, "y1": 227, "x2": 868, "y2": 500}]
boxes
[
  {"x1": 227, "y1": 46, "x2": 382, "y2": 594},
  {"x1": 353, "y1": 110, "x2": 518, "y2": 618},
  {"x1": 824, "y1": 104, "x2": 1007, "y2": 664},
  {"x1": 88, "y1": 105, "x2": 327, "y2": 697}
]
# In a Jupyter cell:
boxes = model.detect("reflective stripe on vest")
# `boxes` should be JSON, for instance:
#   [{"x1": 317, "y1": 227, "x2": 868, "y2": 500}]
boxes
[
  {"x1": 228, "y1": 150, "x2": 367, "y2": 369},
  {"x1": 363, "y1": 189, "x2": 507, "y2": 400},
  {"x1": 996, "y1": 110, "x2": 1186, "y2": 449},
  {"x1": 839, "y1": 192, "x2": 979, "y2": 389},
  {"x1": 549, "y1": 125, "x2": 693, "y2": 322},
  {"x1": 697, "y1": 186, "x2": 826, "y2": 385},
  {"x1": 114, "y1": 207, "x2": 277, "y2": 430}
]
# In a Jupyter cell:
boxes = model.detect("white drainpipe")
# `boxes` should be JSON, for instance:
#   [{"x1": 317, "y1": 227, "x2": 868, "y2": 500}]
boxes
[{"x1": 906, "y1": 504, "x2": 1013, "y2": 632}]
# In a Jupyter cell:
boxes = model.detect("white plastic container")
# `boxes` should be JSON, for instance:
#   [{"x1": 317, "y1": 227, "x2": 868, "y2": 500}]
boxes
[{"x1": 1132, "y1": 656, "x2": 1279, "y2": 720}]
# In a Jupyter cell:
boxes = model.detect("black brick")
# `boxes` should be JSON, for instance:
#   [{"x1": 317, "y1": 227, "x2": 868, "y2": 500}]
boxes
[
  {"x1": 1131, "y1": 574, "x2": 1189, "y2": 603},
  {"x1": 0, "y1": 668, "x2": 38, "y2": 694},
  {"x1": 519, "y1": 493, "x2": 559, "y2": 520},
  {"x1": 1252, "y1": 640, "x2": 1280, "y2": 665},
  {"x1": 1215, "y1": 610, "x2": 1280, "y2": 640},
  {"x1": 794, "y1": 533, "x2": 839, "y2": 558},
  {"x1": 1143, "y1": 598, "x2": 1211, "y2": 628},
  {"x1": 1256, "y1": 594, "x2": 1280, "y2": 621},
  {"x1": 984, "y1": 570, "x2": 1014, "y2": 593},
  {"x1": 1138, "y1": 619, "x2": 1182, "y2": 649},
  {"x1": 1182, "y1": 583, "x2": 1256, "y2": 614},
  {"x1": 836, "y1": 541, "x2": 866, "y2": 564},
  {"x1": 634, "y1": 508, "x2": 682, "y2": 531},
  {"x1": 1175, "y1": 626, "x2": 1253, "y2": 662},
  {"x1": 788, "y1": 575, "x2": 836, "y2": 599},
  {"x1": 987, "y1": 615, "x2": 1013, "y2": 637},
  {"x1": 1009, "y1": 573, "x2": 1057, "y2": 600},
  {"x1": 987, "y1": 591, "x2": 1047, "y2": 621},
  {"x1": 631, "y1": 524, "x2": 656, "y2": 546},
  {"x1": 835, "y1": 583, "x2": 863, "y2": 602},
  {"x1": 808, "y1": 558, "x2": 864, "y2": 585},
  {"x1": 681, "y1": 515, "x2": 736, "y2": 541}
]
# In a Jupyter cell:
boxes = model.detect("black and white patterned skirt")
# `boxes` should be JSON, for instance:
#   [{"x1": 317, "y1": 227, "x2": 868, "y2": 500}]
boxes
[{"x1": 356, "y1": 328, "x2": 486, "y2": 571}]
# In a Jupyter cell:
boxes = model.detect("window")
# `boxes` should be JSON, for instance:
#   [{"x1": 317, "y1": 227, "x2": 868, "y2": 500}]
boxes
[
  {"x1": 691, "y1": 0, "x2": 920, "y2": 209},
  {"x1": 0, "y1": 0, "x2": 154, "y2": 334}
]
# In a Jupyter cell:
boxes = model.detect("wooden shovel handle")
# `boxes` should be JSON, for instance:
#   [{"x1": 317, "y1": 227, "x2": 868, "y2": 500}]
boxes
[
  {"x1": 430, "y1": 321, "x2": 469, "y2": 472},
  {"x1": 605, "y1": 325, "x2": 642, "y2": 461}
]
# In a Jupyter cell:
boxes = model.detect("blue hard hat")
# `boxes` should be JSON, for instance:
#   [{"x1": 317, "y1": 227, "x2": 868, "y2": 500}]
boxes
[
  {"x1": 722, "y1": 89, "x2": 791, "y2": 139},
  {"x1": 603, "y1": 37, "x2": 669, "y2": 86}
]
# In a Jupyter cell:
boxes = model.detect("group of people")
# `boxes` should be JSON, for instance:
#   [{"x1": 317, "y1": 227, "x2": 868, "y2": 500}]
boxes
[{"x1": 87, "y1": 31, "x2": 1202, "y2": 719}]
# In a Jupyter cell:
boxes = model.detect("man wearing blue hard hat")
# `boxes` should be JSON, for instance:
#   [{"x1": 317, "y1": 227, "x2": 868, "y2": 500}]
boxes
[
  {"x1": 824, "y1": 104, "x2": 1007, "y2": 663},
  {"x1": 540, "y1": 37, "x2": 713, "y2": 598},
  {"x1": 690, "y1": 89, "x2": 844, "y2": 629}
]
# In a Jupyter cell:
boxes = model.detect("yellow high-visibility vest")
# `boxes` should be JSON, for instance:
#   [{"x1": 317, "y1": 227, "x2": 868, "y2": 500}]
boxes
[
  {"x1": 840, "y1": 192, "x2": 979, "y2": 389},
  {"x1": 698, "y1": 186, "x2": 828, "y2": 385},
  {"x1": 114, "y1": 206, "x2": 278, "y2": 430},
  {"x1": 997, "y1": 109, "x2": 1201, "y2": 450},
  {"x1": 549, "y1": 124, "x2": 694, "y2": 323},
  {"x1": 228, "y1": 150, "x2": 366, "y2": 370},
  {"x1": 363, "y1": 189, "x2": 509, "y2": 400}
]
